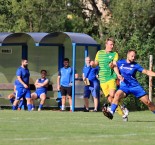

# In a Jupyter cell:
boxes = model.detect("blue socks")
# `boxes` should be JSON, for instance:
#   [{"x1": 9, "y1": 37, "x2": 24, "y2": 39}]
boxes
[
  {"x1": 10, "y1": 98, "x2": 15, "y2": 104},
  {"x1": 39, "y1": 104, "x2": 43, "y2": 109},
  {"x1": 12, "y1": 105, "x2": 17, "y2": 110},
  {"x1": 18, "y1": 100, "x2": 24, "y2": 109},
  {"x1": 27, "y1": 104, "x2": 32, "y2": 111},
  {"x1": 111, "y1": 103, "x2": 118, "y2": 114},
  {"x1": 152, "y1": 110, "x2": 155, "y2": 114}
]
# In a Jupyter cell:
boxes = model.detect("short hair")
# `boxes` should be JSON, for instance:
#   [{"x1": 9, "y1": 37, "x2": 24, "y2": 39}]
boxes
[
  {"x1": 106, "y1": 37, "x2": 115, "y2": 44},
  {"x1": 64, "y1": 58, "x2": 69, "y2": 62},
  {"x1": 127, "y1": 49, "x2": 137, "y2": 54},
  {"x1": 41, "y1": 70, "x2": 47, "y2": 73},
  {"x1": 21, "y1": 59, "x2": 27, "y2": 62}
]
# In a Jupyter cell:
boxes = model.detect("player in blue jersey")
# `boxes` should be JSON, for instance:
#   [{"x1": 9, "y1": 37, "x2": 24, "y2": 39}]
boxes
[
  {"x1": 57, "y1": 58, "x2": 78, "y2": 111},
  {"x1": 104, "y1": 50, "x2": 155, "y2": 120},
  {"x1": 82, "y1": 57, "x2": 100, "y2": 112},
  {"x1": 12, "y1": 59, "x2": 32, "y2": 111},
  {"x1": 31, "y1": 70, "x2": 49, "y2": 111}
]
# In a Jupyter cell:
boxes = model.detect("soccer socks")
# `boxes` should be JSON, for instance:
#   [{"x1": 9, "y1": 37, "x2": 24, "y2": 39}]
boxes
[
  {"x1": 62, "y1": 105, "x2": 65, "y2": 110},
  {"x1": 27, "y1": 104, "x2": 32, "y2": 111},
  {"x1": 70, "y1": 106, "x2": 72, "y2": 111},
  {"x1": 10, "y1": 98, "x2": 15, "y2": 104},
  {"x1": 39, "y1": 104, "x2": 43, "y2": 109},
  {"x1": 110, "y1": 103, "x2": 118, "y2": 114},
  {"x1": 116, "y1": 103, "x2": 124, "y2": 116},
  {"x1": 18, "y1": 100, "x2": 24, "y2": 109},
  {"x1": 12, "y1": 105, "x2": 17, "y2": 110},
  {"x1": 152, "y1": 110, "x2": 155, "y2": 114}
]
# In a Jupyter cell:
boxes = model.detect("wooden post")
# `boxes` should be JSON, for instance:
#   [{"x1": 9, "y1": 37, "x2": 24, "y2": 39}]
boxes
[{"x1": 149, "y1": 55, "x2": 153, "y2": 101}]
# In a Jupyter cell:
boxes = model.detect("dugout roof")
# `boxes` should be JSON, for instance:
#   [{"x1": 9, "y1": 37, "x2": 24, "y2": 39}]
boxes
[{"x1": 0, "y1": 32, "x2": 98, "y2": 46}]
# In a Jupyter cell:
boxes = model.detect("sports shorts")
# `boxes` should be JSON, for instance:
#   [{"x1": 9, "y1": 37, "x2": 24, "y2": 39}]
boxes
[
  {"x1": 16, "y1": 87, "x2": 31, "y2": 100},
  {"x1": 100, "y1": 79, "x2": 116, "y2": 97},
  {"x1": 119, "y1": 85, "x2": 147, "y2": 98},
  {"x1": 60, "y1": 86, "x2": 72, "y2": 96},
  {"x1": 84, "y1": 80, "x2": 100, "y2": 98}
]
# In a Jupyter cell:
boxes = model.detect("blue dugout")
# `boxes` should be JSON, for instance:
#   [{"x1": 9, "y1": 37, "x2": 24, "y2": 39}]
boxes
[{"x1": 0, "y1": 32, "x2": 100, "y2": 111}]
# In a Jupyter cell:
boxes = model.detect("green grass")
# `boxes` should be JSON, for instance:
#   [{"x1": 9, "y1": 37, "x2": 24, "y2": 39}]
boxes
[{"x1": 0, "y1": 110, "x2": 155, "y2": 145}]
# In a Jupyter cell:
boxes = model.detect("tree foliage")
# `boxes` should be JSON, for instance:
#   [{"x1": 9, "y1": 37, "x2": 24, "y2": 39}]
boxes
[{"x1": 0, "y1": 0, "x2": 155, "y2": 110}]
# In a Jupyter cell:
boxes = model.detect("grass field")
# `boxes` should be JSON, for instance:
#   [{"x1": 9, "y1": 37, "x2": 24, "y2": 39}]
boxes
[{"x1": 0, "y1": 110, "x2": 155, "y2": 145}]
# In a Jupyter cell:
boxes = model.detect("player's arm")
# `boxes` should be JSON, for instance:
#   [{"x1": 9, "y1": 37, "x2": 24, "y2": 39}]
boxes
[
  {"x1": 113, "y1": 66, "x2": 124, "y2": 81},
  {"x1": 75, "y1": 73, "x2": 79, "y2": 79},
  {"x1": 57, "y1": 71, "x2": 61, "y2": 91},
  {"x1": 34, "y1": 79, "x2": 39, "y2": 88},
  {"x1": 82, "y1": 73, "x2": 86, "y2": 81},
  {"x1": 142, "y1": 69, "x2": 155, "y2": 77},
  {"x1": 90, "y1": 51, "x2": 99, "y2": 68},
  {"x1": 17, "y1": 76, "x2": 28, "y2": 88},
  {"x1": 109, "y1": 52, "x2": 118, "y2": 68},
  {"x1": 38, "y1": 79, "x2": 49, "y2": 87},
  {"x1": 90, "y1": 60, "x2": 99, "y2": 68}
]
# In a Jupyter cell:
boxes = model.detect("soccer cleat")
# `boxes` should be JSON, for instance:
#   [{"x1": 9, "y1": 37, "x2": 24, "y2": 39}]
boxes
[
  {"x1": 38, "y1": 108, "x2": 41, "y2": 111},
  {"x1": 93, "y1": 109, "x2": 97, "y2": 112},
  {"x1": 122, "y1": 116, "x2": 128, "y2": 122},
  {"x1": 31, "y1": 108, "x2": 35, "y2": 111},
  {"x1": 102, "y1": 106, "x2": 113, "y2": 120},
  {"x1": 121, "y1": 105, "x2": 129, "y2": 121},
  {"x1": 83, "y1": 108, "x2": 89, "y2": 112}
]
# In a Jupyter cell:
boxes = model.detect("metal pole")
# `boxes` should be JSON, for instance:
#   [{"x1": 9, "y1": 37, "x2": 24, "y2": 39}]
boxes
[
  {"x1": 149, "y1": 55, "x2": 153, "y2": 101},
  {"x1": 72, "y1": 43, "x2": 76, "y2": 112}
]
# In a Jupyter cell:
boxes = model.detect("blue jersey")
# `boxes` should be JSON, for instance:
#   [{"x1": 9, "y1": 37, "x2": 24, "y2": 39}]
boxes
[
  {"x1": 58, "y1": 67, "x2": 73, "y2": 87},
  {"x1": 83, "y1": 66, "x2": 99, "y2": 81},
  {"x1": 117, "y1": 59, "x2": 144, "y2": 87},
  {"x1": 36, "y1": 78, "x2": 48, "y2": 93},
  {"x1": 16, "y1": 66, "x2": 30, "y2": 88}
]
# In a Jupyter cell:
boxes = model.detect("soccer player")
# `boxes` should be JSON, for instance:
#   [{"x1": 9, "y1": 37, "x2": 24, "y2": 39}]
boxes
[
  {"x1": 82, "y1": 57, "x2": 100, "y2": 112},
  {"x1": 90, "y1": 37, "x2": 129, "y2": 121},
  {"x1": 105, "y1": 49, "x2": 155, "y2": 120},
  {"x1": 31, "y1": 70, "x2": 49, "y2": 111},
  {"x1": 57, "y1": 58, "x2": 78, "y2": 111},
  {"x1": 12, "y1": 59, "x2": 32, "y2": 111}
]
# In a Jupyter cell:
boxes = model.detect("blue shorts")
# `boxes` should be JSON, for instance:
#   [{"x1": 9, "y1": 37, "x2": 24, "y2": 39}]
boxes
[
  {"x1": 84, "y1": 80, "x2": 100, "y2": 98},
  {"x1": 35, "y1": 90, "x2": 46, "y2": 98},
  {"x1": 16, "y1": 87, "x2": 31, "y2": 100},
  {"x1": 118, "y1": 85, "x2": 147, "y2": 98}
]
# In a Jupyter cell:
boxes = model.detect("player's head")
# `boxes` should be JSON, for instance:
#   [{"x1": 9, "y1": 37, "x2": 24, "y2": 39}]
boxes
[
  {"x1": 63, "y1": 58, "x2": 69, "y2": 68},
  {"x1": 85, "y1": 57, "x2": 91, "y2": 66},
  {"x1": 127, "y1": 49, "x2": 137, "y2": 62},
  {"x1": 105, "y1": 37, "x2": 115, "y2": 52},
  {"x1": 40, "y1": 70, "x2": 47, "y2": 78},
  {"x1": 21, "y1": 59, "x2": 28, "y2": 68}
]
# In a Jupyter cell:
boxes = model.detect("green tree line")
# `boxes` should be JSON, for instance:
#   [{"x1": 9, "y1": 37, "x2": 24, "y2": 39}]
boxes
[{"x1": 0, "y1": 0, "x2": 155, "y2": 110}]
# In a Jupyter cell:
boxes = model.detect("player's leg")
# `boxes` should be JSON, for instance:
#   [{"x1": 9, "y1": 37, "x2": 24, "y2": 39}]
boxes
[
  {"x1": 31, "y1": 92, "x2": 37, "y2": 110},
  {"x1": 101, "y1": 80, "x2": 125, "y2": 116},
  {"x1": 38, "y1": 93, "x2": 46, "y2": 111},
  {"x1": 12, "y1": 88, "x2": 22, "y2": 110},
  {"x1": 67, "y1": 87, "x2": 72, "y2": 111},
  {"x1": 8, "y1": 93, "x2": 15, "y2": 104},
  {"x1": 92, "y1": 80, "x2": 100, "y2": 112},
  {"x1": 110, "y1": 90, "x2": 126, "y2": 114},
  {"x1": 60, "y1": 86, "x2": 67, "y2": 111},
  {"x1": 17, "y1": 98, "x2": 24, "y2": 110},
  {"x1": 139, "y1": 95, "x2": 155, "y2": 112},
  {"x1": 83, "y1": 86, "x2": 90, "y2": 112},
  {"x1": 25, "y1": 89, "x2": 32, "y2": 111}
]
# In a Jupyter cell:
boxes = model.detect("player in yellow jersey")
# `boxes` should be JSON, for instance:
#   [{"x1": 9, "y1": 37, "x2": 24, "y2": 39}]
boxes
[{"x1": 90, "y1": 37, "x2": 129, "y2": 121}]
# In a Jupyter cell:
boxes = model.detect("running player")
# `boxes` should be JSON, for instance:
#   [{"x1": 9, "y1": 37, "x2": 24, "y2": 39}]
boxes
[
  {"x1": 105, "y1": 49, "x2": 155, "y2": 120},
  {"x1": 90, "y1": 37, "x2": 129, "y2": 121}
]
